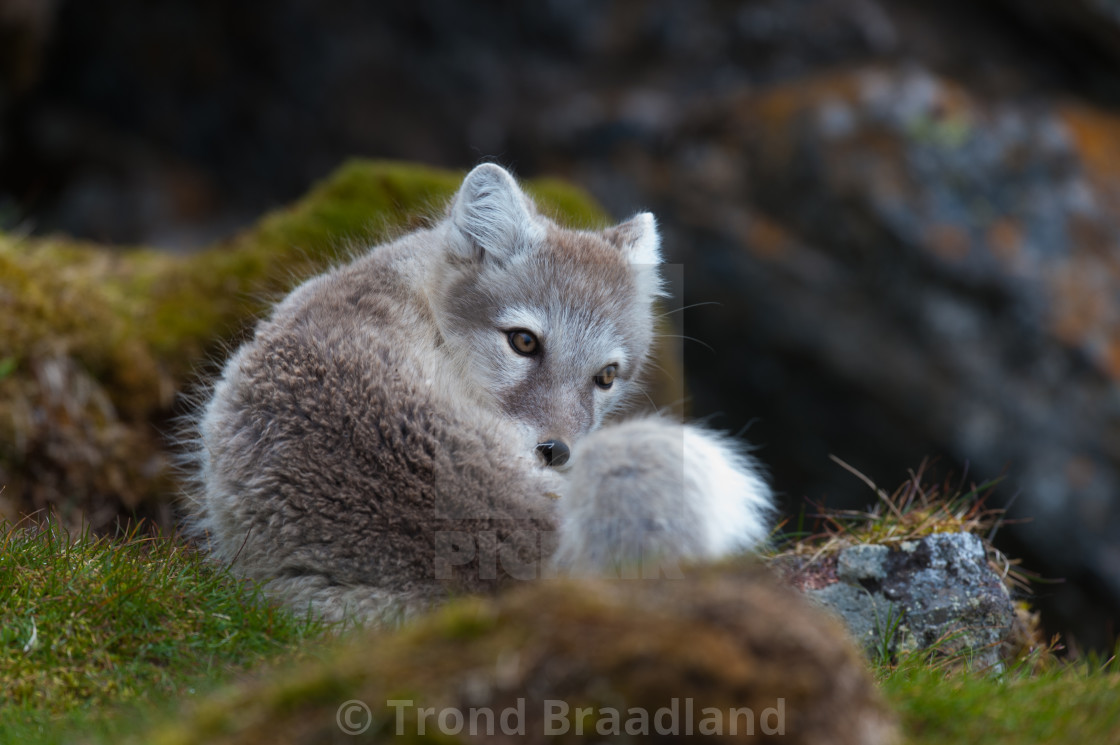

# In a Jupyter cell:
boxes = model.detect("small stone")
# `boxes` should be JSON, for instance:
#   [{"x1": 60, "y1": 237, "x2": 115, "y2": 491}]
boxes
[
  {"x1": 798, "y1": 532, "x2": 1017, "y2": 669},
  {"x1": 836, "y1": 543, "x2": 889, "y2": 582}
]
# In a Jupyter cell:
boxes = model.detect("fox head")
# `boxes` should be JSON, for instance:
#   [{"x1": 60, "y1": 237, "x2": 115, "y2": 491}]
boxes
[{"x1": 431, "y1": 163, "x2": 664, "y2": 467}]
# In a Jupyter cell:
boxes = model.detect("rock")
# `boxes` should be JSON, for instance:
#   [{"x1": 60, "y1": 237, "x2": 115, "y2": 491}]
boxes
[
  {"x1": 838, "y1": 543, "x2": 889, "y2": 583},
  {"x1": 785, "y1": 533, "x2": 1018, "y2": 669},
  {"x1": 139, "y1": 563, "x2": 898, "y2": 745}
]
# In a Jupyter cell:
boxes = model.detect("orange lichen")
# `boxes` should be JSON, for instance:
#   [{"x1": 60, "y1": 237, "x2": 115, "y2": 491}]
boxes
[
  {"x1": 985, "y1": 219, "x2": 1023, "y2": 266},
  {"x1": 743, "y1": 214, "x2": 796, "y2": 260},
  {"x1": 742, "y1": 71, "x2": 863, "y2": 164},
  {"x1": 1048, "y1": 263, "x2": 1111, "y2": 352},
  {"x1": 1058, "y1": 105, "x2": 1120, "y2": 203},
  {"x1": 922, "y1": 223, "x2": 971, "y2": 263},
  {"x1": 1104, "y1": 336, "x2": 1120, "y2": 381}
]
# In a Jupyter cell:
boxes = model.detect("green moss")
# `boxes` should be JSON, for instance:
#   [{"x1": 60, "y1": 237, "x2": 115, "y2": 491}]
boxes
[
  {"x1": 138, "y1": 161, "x2": 480, "y2": 375},
  {"x1": 426, "y1": 597, "x2": 501, "y2": 641},
  {"x1": 136, "y1": 161, "x2": 469, "y2": 373},
  {"x1": 128, "y1": 564, "x2": 893, "y2": 745},
  {"x1": 524, "y1": 177, "x2": 612, "y2": 230}
]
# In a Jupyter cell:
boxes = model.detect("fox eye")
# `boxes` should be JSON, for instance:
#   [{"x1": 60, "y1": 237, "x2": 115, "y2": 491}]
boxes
[
  {"x1": 508, "y1": 329, "x2": 540, "y2": 356},
  {"x1": 594, "y1": 364, "x2": 618, "y2": 390}
]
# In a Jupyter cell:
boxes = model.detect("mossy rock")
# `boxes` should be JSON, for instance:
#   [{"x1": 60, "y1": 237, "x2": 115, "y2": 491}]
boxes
[
  {"x1": 0, "y1": 161, "x2": 619, "y2": 527},
  {"x1": 140, "y1": 562, "x2": 897, "y2": 745}
]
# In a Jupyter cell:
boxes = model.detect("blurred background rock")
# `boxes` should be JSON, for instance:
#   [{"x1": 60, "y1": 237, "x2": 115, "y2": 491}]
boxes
[{"x1": 2, "y1": 0, "x2": 1118, "y2": 651}]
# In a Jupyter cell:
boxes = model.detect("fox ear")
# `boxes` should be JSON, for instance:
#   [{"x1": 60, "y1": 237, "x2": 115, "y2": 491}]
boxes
[
  {"x1": 605, "y1": 212, "x2": 661, "y2": 266},
  {"x1": 450, "y1": 163, "x2": 541, "y2": 262},
  {"x1": 606, "y1": 212, "x2": 666, "y2": 299}
]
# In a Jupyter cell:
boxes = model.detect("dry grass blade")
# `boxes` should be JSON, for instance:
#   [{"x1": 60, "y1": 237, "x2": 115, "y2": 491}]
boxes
[{"x1": 768, "y1": 457, "x2": 1037, "y2": 597}]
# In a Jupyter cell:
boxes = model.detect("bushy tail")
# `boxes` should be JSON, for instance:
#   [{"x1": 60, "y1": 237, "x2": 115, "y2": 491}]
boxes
[{"x1": 552, "y1": 418, "x2": 773, "y2": 577}]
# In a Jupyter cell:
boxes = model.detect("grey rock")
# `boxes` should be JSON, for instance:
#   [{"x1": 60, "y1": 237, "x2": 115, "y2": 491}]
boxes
[
  {"x1": 837, "y1": 543, "x2": 889, "y2": 583},
  {"x1": 804, "y1": 533, "x2": 1016, "y2": 669},
  {"x1": 807, "y1": 582, "x2": 908, "y2": 655}
]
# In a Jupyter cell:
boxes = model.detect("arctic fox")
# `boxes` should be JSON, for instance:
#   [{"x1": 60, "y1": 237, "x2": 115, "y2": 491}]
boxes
[{"x1": 188, "y1": 164, "x2": 772, "y2": 621}]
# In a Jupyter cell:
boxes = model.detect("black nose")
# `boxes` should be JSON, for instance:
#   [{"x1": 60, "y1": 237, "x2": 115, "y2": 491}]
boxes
[{"x1": 536, "y1": 440, "x2": 570, "y2": 467}]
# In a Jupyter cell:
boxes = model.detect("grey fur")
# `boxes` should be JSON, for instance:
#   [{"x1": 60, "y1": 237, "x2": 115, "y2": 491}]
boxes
[{"x1": 186, "y1": 164, "x2": 773, "y2": 622}]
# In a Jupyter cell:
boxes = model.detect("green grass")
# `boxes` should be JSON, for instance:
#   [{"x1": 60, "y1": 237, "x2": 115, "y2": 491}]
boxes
[
  {"x1": 0, "y1": 518, "x2": 323, "y2": 743},
  {"x1": 2, "y1": 517, "x2": 1117, "y2": 744},
  {"x1": 881, "y1": 655, "x2": 1120, "y2": 744}
]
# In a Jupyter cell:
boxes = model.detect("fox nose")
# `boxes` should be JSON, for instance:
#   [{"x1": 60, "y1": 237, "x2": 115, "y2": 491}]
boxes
[{"x1": 536, "y1": 440, "x2": 571, "y2": 467}]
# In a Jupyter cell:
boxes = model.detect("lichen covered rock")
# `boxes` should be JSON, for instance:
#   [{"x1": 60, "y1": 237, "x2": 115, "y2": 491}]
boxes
[
  {"x1": 655, "y1": 64, "x2": 1120, "y2": 645},
  {"x1": 784, "y1": 532, "x2": 1018, "y2": 670}
]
